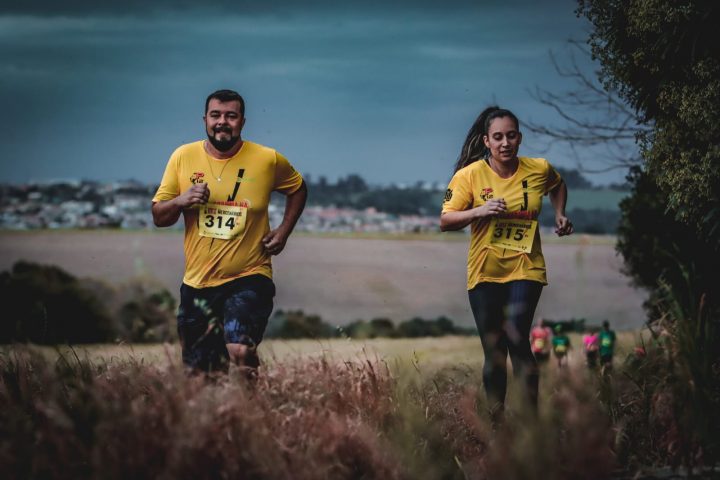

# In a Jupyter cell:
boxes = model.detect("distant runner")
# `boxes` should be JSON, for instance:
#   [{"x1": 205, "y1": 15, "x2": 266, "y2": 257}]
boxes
[
  {"x1": 598, "y1": 321, "x2": 617, "y2": 369},
  {"x1": 152, "y1": 89, "x2": 307, "y2": 376},
  {"x1": 583, "y1": 330, "x2": 599, "y2": 368},
  {"x1": 530, "y1": 318, "x2": 552, "y2": 364},
  {"x1": 552, "y1": 324, "x2": 571, "y2": 368},
  {"x1": 441, "y1": 106, "x2": 573, "y2": 416}
]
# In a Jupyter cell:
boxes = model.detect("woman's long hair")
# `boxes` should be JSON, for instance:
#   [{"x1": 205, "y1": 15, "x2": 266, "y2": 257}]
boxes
[{"x1": 454, "y1": 106, "x2": 520, "y2": 173}]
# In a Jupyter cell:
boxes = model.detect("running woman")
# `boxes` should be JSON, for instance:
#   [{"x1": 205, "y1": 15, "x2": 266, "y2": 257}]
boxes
[{"x1": 441, "y1": 106, "x2": 573, "y2": 413}]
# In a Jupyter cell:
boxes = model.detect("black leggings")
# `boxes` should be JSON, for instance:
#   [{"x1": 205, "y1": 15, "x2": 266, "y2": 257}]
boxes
[{"x1": 468, "y1": 280, "x2": 543, "y2": 410}]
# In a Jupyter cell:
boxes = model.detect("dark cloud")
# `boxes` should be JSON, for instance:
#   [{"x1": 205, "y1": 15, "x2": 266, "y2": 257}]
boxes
[
  {"x1": 0, "y1": 1, "x2": 622, "y2": 185},
  {"x1": 0, "y1": 0, "x2": 489, "y2": 17}
]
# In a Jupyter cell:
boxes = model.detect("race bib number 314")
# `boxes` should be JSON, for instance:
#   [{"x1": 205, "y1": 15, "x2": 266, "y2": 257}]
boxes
[
  {"x1": 488, "y1": 217, "x2": 538, "y2": 253},
  {"x1": 199, "y1": 202, "x2": 247, "y2": 240}
]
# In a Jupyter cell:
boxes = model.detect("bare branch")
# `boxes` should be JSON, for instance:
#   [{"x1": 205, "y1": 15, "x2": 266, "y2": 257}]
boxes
[{"x1": 527, "y1": 41, "x2": 649, "y2": 171}]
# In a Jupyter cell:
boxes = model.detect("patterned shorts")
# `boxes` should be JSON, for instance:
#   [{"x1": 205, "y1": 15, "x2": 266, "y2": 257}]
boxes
[{"x1": 177, "y1": 275, "x2": 275, "y2": 372}]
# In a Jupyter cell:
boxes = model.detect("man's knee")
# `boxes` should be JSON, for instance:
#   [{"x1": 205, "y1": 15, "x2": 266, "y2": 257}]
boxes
[{"x1": 226, "y1": 342, "x2": 259, "y2": 368}]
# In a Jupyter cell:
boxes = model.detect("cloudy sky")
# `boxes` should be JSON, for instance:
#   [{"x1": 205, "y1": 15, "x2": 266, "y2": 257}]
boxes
[{"x1": 0, "y1": 0, "x2": 631, "y2": 186}]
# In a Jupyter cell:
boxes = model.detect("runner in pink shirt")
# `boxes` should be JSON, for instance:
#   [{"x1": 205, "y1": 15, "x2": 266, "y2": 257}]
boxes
[
  {"x1": 583, "y1": 330, "x2": 599, "y2": 368},
  {"x1": 530, "y1": 318, "x2": 552, "y2": 364}
]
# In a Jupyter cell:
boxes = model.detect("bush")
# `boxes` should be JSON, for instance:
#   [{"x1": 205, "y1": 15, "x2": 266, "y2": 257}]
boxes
[
  {"x1": 265, "y1": 310, "x2": 336, "y2": 339},
  {"x1": 0, "y1": 261, "x2": 115, "y2": 344},
  {"x1": 397, "y1": 316, "x2": 464, "y2": 338},
  {"x1": 0, "y1": 262, "x2": 177, "y2": 345}
]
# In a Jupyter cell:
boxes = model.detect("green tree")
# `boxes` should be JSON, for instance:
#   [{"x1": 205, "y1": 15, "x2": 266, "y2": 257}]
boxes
[
  {"x1": 576, "y1": 1, "x2": 720, "y2": 465},
  {"x1": 578, "y1": 0, "x2": 720, "y2": 248}
]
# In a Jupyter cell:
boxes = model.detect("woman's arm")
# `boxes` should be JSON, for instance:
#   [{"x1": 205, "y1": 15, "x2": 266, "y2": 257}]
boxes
[
  {"x1": 548, "y1": 180, "x2": 573, "y2": 236},
  {"x1": 440, "y1": 198, "x2": 507, "y2": 231}
]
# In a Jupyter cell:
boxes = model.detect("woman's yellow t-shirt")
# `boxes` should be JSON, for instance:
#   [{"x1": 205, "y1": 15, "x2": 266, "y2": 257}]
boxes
[{"x1": 442, "y1": 157, "x2": 562, "y2": 289}]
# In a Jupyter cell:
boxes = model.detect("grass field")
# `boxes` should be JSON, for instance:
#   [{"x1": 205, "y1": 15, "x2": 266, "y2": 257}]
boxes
[
  {"x1": 32, "y1": 332, "x2": 638, "y2": 372},
  {"x1": 1, "y1": 331, "x2": 665, "y2": 480},
  {"x1": 0, "y1": 230, "x2": 647, "y2": 330}
]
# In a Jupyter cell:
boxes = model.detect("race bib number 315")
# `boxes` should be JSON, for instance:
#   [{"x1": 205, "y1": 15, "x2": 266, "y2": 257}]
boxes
[
  {"x1": 199, "y1": 202, "x2": 247, "y2": 240},
  {"x1": 488, "y1": 217, "x2": 538, "y2": 253}
]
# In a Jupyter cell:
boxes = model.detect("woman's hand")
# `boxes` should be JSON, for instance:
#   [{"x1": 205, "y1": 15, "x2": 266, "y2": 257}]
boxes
[
  {"x1": 477, "y1": 198, "x2": 506, "y2": 219},
  {"x1": 440, "y1": 198, "x2": 506, "y2": 231},
  {"x1": 549, "y1": 180, "x2": 573, "y2": 236},
  {"x1": 555, "y1": 214, "x2": 574, "y2": 236}
]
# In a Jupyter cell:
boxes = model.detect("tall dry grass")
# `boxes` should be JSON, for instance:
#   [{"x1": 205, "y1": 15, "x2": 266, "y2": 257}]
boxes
[{"x1": 0, "y1": 347, "x2": 626, "y2": 480}]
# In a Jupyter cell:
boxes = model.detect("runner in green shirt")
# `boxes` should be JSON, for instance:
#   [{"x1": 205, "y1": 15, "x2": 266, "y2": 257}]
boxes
[
  {"x1": 598, "y1": 320, "x2": 616, "y2": 368},
  {"x1": 551, "y1": 324, "x2": 571, "y2": 368}
]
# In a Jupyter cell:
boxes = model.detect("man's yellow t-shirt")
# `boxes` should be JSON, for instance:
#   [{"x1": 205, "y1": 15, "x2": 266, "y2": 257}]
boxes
[
  {"x1": 442, "y1": 157, "x2": 562, "y2": 289},
  {"x1": 153, "y1": 140, "x2": 303, "y2": 288}
]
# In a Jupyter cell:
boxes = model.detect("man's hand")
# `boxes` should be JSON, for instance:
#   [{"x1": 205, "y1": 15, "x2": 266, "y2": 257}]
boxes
[
  {"x1": 152, "y1": 183, "x2": 210, "y2": 227},
  {"x1": 176, "y1": 183, "x2": 210, "y2": 208},
  {"x1": 262, "y1": 228, "x2": 289, "y2": 255}
]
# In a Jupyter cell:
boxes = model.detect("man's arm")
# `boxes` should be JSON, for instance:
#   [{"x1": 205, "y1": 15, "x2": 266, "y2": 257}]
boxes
[
  {"x1": 152, "y1": 183, "x2": 210, "y2": 227},
  {"x1": 262, "y1": 180, "x2": 308, "y2": 255},
  {"x1": 548, "y1": 180, "x2": 573, "y2": 236}
]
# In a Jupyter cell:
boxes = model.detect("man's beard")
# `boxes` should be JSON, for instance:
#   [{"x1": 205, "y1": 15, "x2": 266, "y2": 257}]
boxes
[{"x1": 207, "y1": 128, "x2": 241, "y2": 152}]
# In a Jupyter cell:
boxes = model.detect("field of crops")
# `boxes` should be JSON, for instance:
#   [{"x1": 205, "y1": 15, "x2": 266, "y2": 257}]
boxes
[{"x1": 0, "y1": 230, "x2": 647, "y2": 330}]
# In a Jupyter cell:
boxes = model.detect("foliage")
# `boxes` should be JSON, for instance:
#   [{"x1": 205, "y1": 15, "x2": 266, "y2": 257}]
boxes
[
  {"x1": 0, "y1": 348, "x2": 620, "y2": 480},
  {"x1": 606, "y1": 293, "x2": 720, "y2": 469},
  {"x1": 265, "y1": 309, "x2": 336, "y2": 339},
  {"x1": 0, "y1": 261, "x2": 115, "y2": 344},
  {"x1": 578, "y1": 0, "x2": 720, "y2": 248},
  {"x1": 116, "y1": 287, "x2": 176, "y2": 343},
  {"x1": 0, "y1": 262, "x2": 176, "y2": 345},
  {"x1": 576, "y1": 4, "x2": 720, "y2": 467},
  {"x1": 266, "y1": 310, "x2": 474, "y2": 340},
  {"x1": 616, "y1": 167, "x2": 718, "y2": 320},
  {"x1": 613, "y1": 167, "x2": 720, "y2": 468}
]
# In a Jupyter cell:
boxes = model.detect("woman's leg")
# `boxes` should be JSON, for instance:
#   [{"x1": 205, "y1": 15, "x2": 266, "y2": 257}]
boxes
[
  {"x1": 505, "y1": 280, "x2": 544, "y2": 409},
  {"x1": 469, "y1": 283, "x2": 509, "y2": 410}
]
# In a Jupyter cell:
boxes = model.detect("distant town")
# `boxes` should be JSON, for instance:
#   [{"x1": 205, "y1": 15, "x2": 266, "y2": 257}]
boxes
[
  {"x1": 0, "y1": 178, "x2": 445, "y2": 234},
  {"x1": 0, "y1": 170, "x2": 625, "y2": 234}
]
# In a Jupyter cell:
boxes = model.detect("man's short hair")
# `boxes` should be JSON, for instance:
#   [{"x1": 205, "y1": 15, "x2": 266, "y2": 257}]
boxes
[{"x1": 205, "y1": 90, "x2": 245, "y2": 117}]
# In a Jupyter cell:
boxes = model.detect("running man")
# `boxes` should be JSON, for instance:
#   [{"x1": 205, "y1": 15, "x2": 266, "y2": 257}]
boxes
[
  {"x1": 152, "y1": 89, "x2": 307, "y2": 375},
  {"x1": 598, "y1": 320, "x2": 617, "y2": 369},
  {"x1": 552, "y1": 324, "x2": 571, "y2": 368}
]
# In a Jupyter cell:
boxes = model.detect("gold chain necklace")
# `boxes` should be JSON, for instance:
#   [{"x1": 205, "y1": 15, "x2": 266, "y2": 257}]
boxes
[{"x1": 204, "y1": 141, "x2": 231, "y2": 182}]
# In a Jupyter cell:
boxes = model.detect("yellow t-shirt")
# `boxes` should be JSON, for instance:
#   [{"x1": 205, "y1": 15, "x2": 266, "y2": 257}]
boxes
[
  {"x1": 153, "y1": 140, "x2": 303, "y2": 288},
  {"x1": 442, "y1": 157, "x2": 562, "y2": 289}
]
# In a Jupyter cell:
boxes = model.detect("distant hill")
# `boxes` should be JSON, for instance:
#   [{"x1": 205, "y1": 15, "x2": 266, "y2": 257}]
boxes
[{"x1": 295, "y1": 170, "x2": 626, "y2": 234}]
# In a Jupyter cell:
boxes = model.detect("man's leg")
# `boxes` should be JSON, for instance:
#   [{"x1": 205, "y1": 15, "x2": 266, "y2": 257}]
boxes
[
  {"x1": 177, "y1": 284, "x2": 229, "y2": 373},
  {"x1": 223, "y1": 276, "x2": 275, "y2": 379}
]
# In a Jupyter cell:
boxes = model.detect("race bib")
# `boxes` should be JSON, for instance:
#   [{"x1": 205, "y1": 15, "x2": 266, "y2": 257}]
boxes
[
  {"x1": 601, "y1": 337, "x2": 612, "y2": 347},
  {"x1": 488, "y1": 217, "x2": 538, "y2": 253},
  {"x1": 199, "y1": 201, "x2": 247, "y2": 240},
  {"x1": 555, "y1": 344, "x2": 567, "y2": 354},
  {"x1": 532, "y1": 338, "x2": 545, "y2": 350}
]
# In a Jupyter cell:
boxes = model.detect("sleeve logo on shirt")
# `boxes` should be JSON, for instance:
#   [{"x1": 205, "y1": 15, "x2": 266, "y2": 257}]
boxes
[
  {"x1": 480, "y1": 187, "x2": 494, "y2": 201},
  {"x1": 444, "y1": 189, "x2": 453, "y2": 202},
  {"x1": 190, "y1": 172, "x2": 205, "y2": 184}
]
